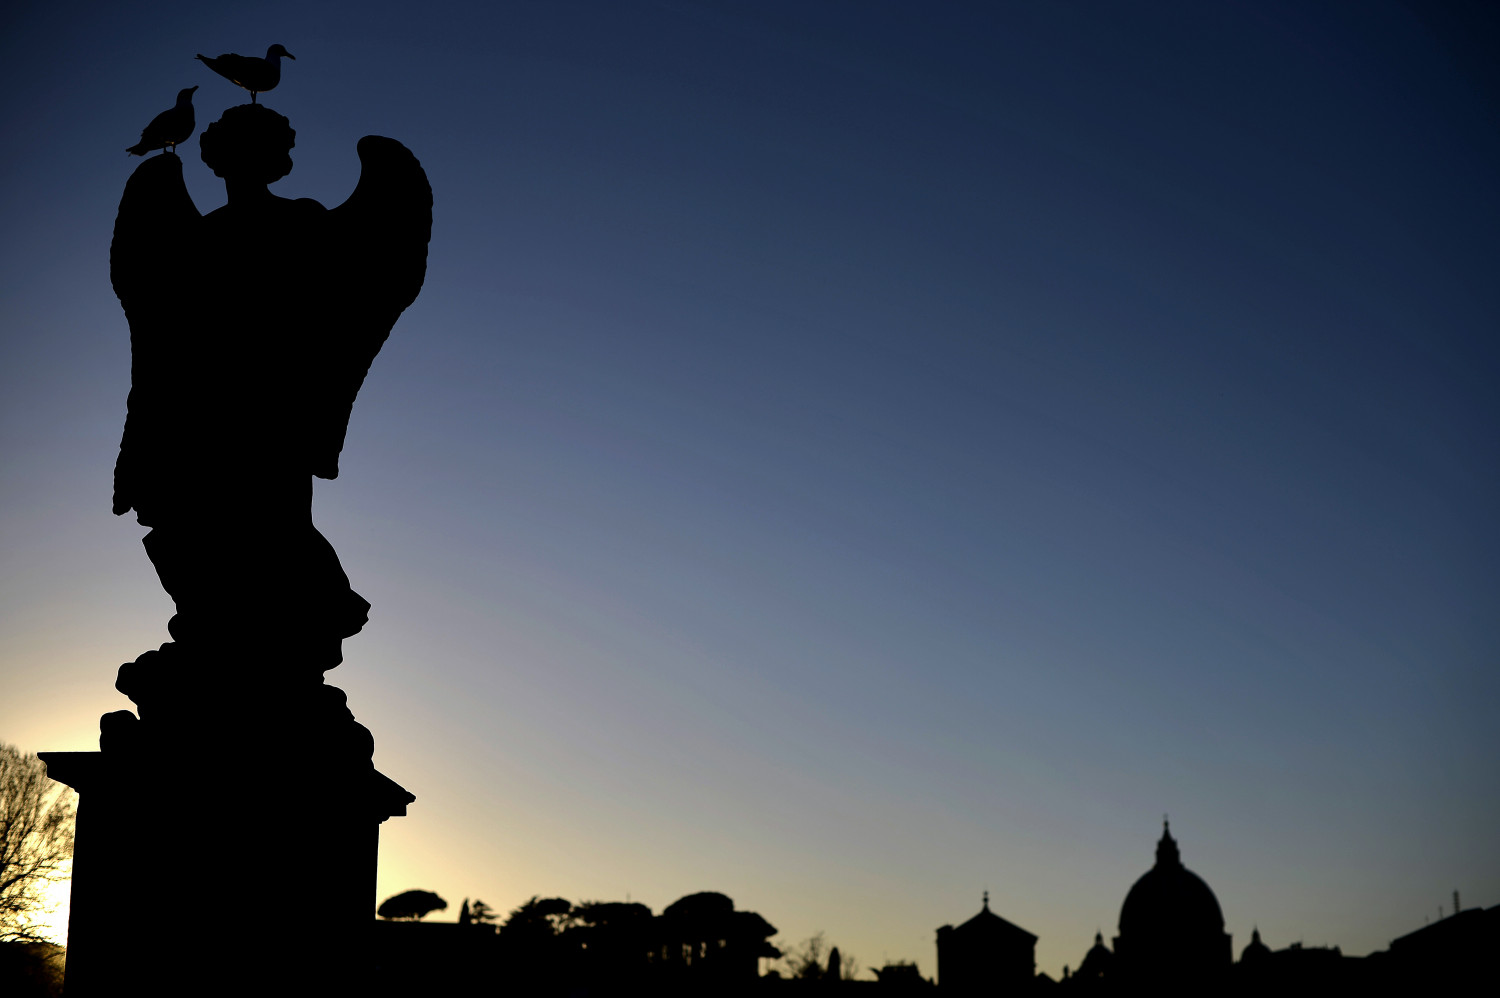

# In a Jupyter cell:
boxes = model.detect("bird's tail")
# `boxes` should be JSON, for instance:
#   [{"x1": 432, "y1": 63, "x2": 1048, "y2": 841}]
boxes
[
  {"x1": 126, "y1": 141, "x2": 150, "y2": 156},
  {"x1": 195, "y1": 54, "x2": 208, "y2": 63}
]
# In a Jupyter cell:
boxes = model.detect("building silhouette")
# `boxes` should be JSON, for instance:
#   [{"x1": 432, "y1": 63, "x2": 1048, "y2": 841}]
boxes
[
  {"x1": 33, "y1": 817, "x2": 1472, "y2": 996},
  {"x1": 935, "y1": 892, "x2": 1037, "y2": 994},
  {"x1": 655, "y1": 891, "x2": 781, "y2": 988},
  {"x1": 1367, "y1": 901, "x2": 1499, "y2": 992},
  {"x1": 1061, "y1": 932, "x2": 1113, "y2": 990}
]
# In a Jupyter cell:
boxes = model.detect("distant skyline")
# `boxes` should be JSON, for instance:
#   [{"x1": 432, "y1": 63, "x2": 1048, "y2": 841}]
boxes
[{"x1": 2, "y1": 0, "x2": 1496, "y2": 979}]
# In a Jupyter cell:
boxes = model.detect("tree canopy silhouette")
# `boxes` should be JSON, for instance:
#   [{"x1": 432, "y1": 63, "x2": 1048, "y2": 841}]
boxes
[
  {"x1": 0, "y1": 745, "x2": 75, "y2": 943},
  {"x1": 781, "y1": 932, "x2": 861, "y2": 980},
  {"x1": 500, "y1": 895, "x2": 575, "y2": 939},
  {"x1": 378, "y1": 890, "x2": 447, "y2": 921}
]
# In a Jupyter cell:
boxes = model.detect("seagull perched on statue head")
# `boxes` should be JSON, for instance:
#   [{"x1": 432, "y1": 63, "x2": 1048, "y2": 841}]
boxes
[
  {"x1": 126, "y1": 86, "x2": 197, "y2": 156},
  {"x1": 196, "y1": 44, "x2": 295, "y2": 103}
]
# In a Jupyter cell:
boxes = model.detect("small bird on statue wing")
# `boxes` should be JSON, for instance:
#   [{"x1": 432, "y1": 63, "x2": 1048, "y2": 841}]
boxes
[
  {"x1": 195, "y1": 44, "x2": 295, "y2": 103},
  {"x1": 126, "y1": 86, "x2": 197, "y2": 156}
]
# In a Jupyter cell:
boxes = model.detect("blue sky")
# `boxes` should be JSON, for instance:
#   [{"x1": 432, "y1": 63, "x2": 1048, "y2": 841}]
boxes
[{"x1": 2, "y1": 0, "x2": 1496, "y2": 978}]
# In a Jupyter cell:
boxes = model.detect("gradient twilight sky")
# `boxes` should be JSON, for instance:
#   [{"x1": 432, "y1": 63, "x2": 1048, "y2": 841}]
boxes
[{"x1": 1, "y1": 0, "x2": 1496, "y2": 979}]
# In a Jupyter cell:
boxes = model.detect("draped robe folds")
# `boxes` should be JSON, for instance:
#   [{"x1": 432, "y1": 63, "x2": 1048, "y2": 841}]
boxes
[{"x1": 110, "y1": 140, "x2": 431, "y2": 676}]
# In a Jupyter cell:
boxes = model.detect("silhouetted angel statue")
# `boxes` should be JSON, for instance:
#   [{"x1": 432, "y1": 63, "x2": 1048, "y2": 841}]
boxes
[{"x1": 110, "y1": 104, "x2": 430, "y2": 717}]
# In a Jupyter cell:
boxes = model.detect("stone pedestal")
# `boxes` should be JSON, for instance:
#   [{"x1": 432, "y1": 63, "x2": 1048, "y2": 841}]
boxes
[{"x1": 41, "y1": 750, "x2": 413, "y2": 997}]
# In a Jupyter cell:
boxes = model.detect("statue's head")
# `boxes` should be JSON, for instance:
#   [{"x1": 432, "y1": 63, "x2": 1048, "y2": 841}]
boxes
[{"x1": 200, "y1": 104, "x2": 295, "y2": 185}]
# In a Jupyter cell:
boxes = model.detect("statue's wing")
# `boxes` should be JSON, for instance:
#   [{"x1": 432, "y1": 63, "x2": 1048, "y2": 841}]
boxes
[
  {"x1": 111, "y1": 154, "x2": 201, "y2": 307},
  {"x1": 110, "y1": 155, "x2": 201, "y2": 516},
  {"x1": 313, "y1": 136, "x2": 433, "y2": 479}
]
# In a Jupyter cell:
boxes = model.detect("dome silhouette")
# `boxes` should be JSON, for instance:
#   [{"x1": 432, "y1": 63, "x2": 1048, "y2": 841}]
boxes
[
  {"x1": 1241, "y1": 927, "x2": 1271, "y2": 964},
  {"x1": 1118, "y1": 821, "x2": 1226, "y2": 937},
  {"x1": 1112, "y1": 821, "x2": 1232, "y2": 992}
]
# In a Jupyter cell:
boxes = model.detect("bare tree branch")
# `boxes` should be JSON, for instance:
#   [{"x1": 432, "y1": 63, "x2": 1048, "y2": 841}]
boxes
[{"x1": 0, "y1": 743, "x2": 76, "y2": 943}]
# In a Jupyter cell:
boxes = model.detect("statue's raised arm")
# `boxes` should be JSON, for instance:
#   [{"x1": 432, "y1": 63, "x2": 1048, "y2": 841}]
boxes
[{"x1": 311, "y1": 136, "x2": 433, "y2": 479}]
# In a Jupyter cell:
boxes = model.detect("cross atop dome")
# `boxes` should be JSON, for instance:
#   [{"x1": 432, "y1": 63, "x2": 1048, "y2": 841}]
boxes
[{"x1": 1156, "y1": 817, "x2": 1180, "y2": 867}]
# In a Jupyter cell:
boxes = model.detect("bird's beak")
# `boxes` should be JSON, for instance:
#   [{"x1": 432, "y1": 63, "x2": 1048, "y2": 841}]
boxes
[
  {"x1": 189, "y1": 85, "x2": 199, "y2": 92},
  {"x1": 286, "y1": 52, "x2": 297, "y2": 60}
]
